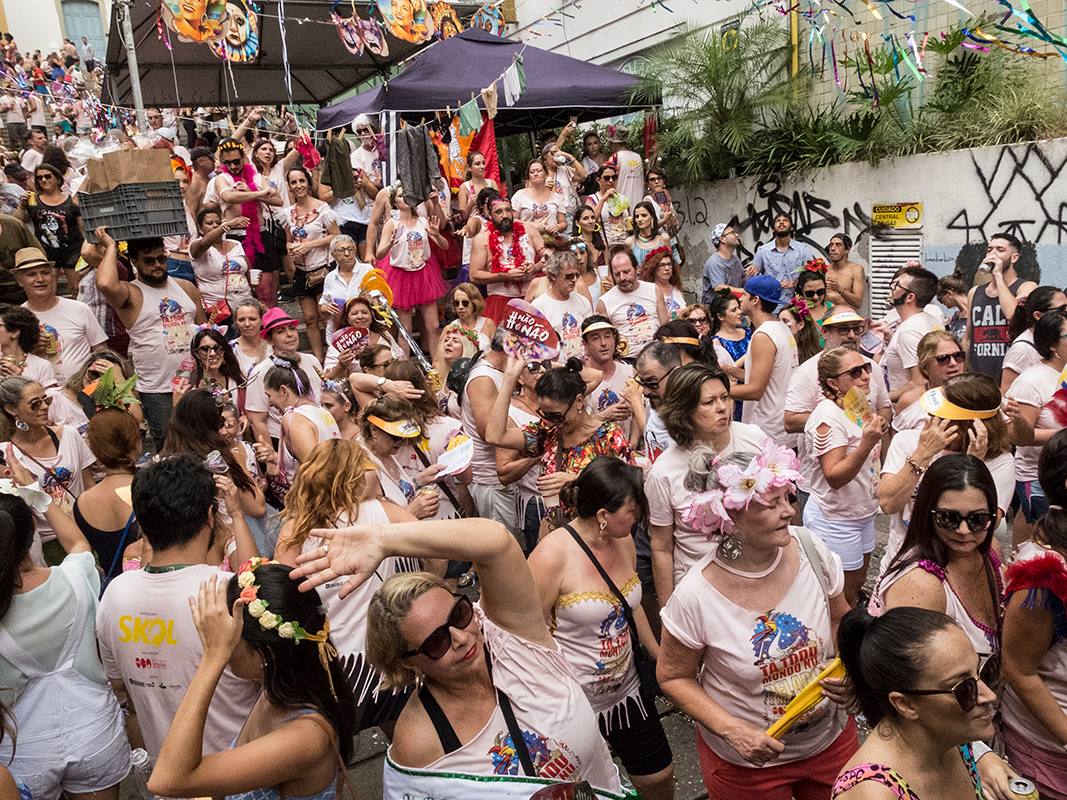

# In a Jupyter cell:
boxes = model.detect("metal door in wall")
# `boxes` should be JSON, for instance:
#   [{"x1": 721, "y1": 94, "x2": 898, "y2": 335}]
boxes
[{"x1": 61, "y1": 0, "x2": 106, "y2": 64}]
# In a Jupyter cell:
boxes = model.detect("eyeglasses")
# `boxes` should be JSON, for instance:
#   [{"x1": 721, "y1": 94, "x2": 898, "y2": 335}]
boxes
[
  {"x1": 27, "y1": 395, "x2": 52, "y2": 411},
  {"x1": 901, "y1": 675, "x2": 980, "y2": 713},
  {"x1": 649, "y1": 175, "x2": 665, "y2": 183},
  {"x1": 34, "y1": 173, "x2": 54, "y2": 181},
  {"x1": 333, "y1": 246, "x2": 356, "y2": 255},
  {"x1": 537, "y1": 397, "x2": 576, "y2": 424},
  {"x1": 931, "y1": 508, "x2": 994, "y2": 533},
  {"x1": 1044, "y1": 303, "x2": 1067, "y2": 314},
  {"x1": 526, "y1": 360, "x2": 551, "y2": 374},
  {"x1": 561, "y1": 272, "x2": 580, "y2": 281},
  {"x1": 373, "y1": 359, "x2": 394, "y2": 370},
  {"x1": 601, "y1": 174, "x2": 617, "y2": 182},
  {"x1": 833, "y1": 362, "x2": 873, "y2": 380},
  {"x1": 401, "y1": 594, "x2": 474, "y2": 659},
  {"x1": 222, "y1": 158, "x2": 243, "y2": 167},
  {"x1": 933, "y1": 351, "x2": 966, "y2": 366},
  {"x1": 802, "y1": 288, "x2": 826, "y2": 300},
  {"x1": 634, "y1": 365, "x2": 677, "y2": 390},
  {"x1": 687, "y1": 315, "x2": 709, "y2": 325},
  {"x1": 889, "y1": 280, "x2": 910, "y2": 294},
  {"x1": 452, "y1": 299, "x2": 472, "y2": 308},
  {"x1": 828, "y1": 324, "x2": 866, "y2": 335},
  {"x1": 198, "y1": 344, "x2": 224, "y2": 354},
  {"x1": 138, "y1": 255, "x2": 168, "y2": 266}
]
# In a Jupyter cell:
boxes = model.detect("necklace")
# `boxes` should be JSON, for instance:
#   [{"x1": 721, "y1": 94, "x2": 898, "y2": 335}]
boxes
[{"x1": 713, "y1": 547, "x2": 783, "y2": 578}]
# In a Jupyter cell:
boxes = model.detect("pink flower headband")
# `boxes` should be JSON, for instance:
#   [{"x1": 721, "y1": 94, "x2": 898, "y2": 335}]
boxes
[
  {"x1": 789, "y1": 295, "x2": 813, "y2": 321},
  {"x1": 682, "y1": 440, "x2": 802, "y2": 536}
]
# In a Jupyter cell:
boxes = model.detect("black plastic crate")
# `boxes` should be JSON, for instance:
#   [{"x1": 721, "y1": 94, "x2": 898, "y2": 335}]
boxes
[{"x1": 82, "y1": 181, "x2": 187, "y2": 243}]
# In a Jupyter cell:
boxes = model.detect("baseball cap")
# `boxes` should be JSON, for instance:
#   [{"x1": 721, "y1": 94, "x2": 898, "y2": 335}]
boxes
[
  {"x1": 710, "y1": 222, "x2": 728, "y2": 246},
  {"x1": 743, "y1": 275, "x2": 783, "y2": 306}
]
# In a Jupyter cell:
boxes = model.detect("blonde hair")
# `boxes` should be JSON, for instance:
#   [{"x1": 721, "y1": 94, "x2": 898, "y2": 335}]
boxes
[
  {"x1": 366, "y1": 572, "x2": 450, "y2": 689},
  {"x1": 916, "y1": 329, "x2": 963, "y2": 379},
  {"x1": 451, "y1": 282, "x2": 485, "y2": 316},
  {"x1": 817, "y1": 344, "x2": 861, "y2": 399},
  {"x1": 279, "y1": 439, "x2": 369, "y2": 550}
]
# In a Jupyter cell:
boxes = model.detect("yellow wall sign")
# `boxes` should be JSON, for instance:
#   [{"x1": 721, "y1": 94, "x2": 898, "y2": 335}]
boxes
[{"x1": 872, "y1": 202, "x2": 923, "y2": 229}]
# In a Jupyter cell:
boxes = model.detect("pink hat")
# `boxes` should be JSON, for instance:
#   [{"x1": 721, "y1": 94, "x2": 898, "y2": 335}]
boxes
[{"x1": 260, "y1": 307, "x2": 299, "y2": 339}]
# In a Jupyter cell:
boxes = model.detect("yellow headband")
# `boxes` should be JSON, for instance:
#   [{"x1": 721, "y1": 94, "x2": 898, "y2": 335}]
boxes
[
  {"x1": 920, "y1": 388, "x2": 1000, "y2": 421},
  {"x1": 662, "y1": 336, "x2": 701, "y2": 347}
]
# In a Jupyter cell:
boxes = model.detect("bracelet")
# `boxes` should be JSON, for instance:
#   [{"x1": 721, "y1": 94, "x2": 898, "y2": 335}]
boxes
[{"x1": 904, "y1": 456, "x2": 926, "y2": 477}]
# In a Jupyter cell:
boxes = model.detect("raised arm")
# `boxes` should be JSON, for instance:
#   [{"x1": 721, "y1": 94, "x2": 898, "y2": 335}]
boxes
[
  {"x1": 483, "y1": 357, "x2": 531, "y2": 451},
  {"x1": 92, "y1": 226, "x2": 133, "y2": 311}
]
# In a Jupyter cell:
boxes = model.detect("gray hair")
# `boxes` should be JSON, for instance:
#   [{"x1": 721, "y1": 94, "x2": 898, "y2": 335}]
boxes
[
  {"x1": 329, "y1": 235, "x2": 356, "y2": 258},
  {"x1": 684, "y1": 449, "x2": 757, "y2": 494},
  {"x1": 543, "y1": 250, "x2": 578, "y2": 279},
  {"x1": 0, "y1": 376, "x2": 33, "y2": 438},
  {"x1": 636, "y1": 340, "x2": 681, "y2": 371}
]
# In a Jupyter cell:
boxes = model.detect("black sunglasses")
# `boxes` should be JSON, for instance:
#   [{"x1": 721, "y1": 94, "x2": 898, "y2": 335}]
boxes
[
  {"x1": 139, "y1": 255, "x2": 168, "y2": 266},
  {"x1": 833, "y1": 362, "x2": 872, "y2": 380},
  {"x1": 634, "y1": 365, "x2": 677, "y2": 391},
  {"x1": 902, "y1": 675, "x2": 979, "y2": 712},
  {"x1": 687, "y1": 315, "x2": 709, "y2": 324},
  {"x1": 537, "y1": 396, "x2": 575, "y2": 424},
  {"x1": 526, "y1": 360, "x2": 551, "y2": 374},
  {"x1": 933, "y1": 351, "x2": 966, "y2": 366},
  {"x1": 222, "y1": 158, "x2": 243, "y2": 167},
  {"x1": 802, "y1": 288, "x2": 826, "y2": 299},
  {"x1": 198, "y1": 344, "x2": 223, "y2": 354},
  {"x1": 402, "y1": 594, "x2": 474, "y2": 659},
  {"x1": 931, "y1": 508, "x2": 994, "y2": 533},
  {"x1": 601, "y1": 174, "x2": 617, "y2": 182},
  {"x1": 452, "y1": 299, "x2": 472, "y2": 307}
]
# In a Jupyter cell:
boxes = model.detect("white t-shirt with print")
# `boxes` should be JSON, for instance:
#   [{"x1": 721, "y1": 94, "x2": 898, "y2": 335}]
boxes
[
  {"x1": 646, "y1": 422, "x2": 766, "y2": 586},
  {"x1": 27, "y1": 297, "x2": 108, "y2": 386},
  {"x1": 741, "y1": 319, "x2": 799, "y2": 447},
  {"x1": 1005, "y1": 362, "x2": 1060, "y2": 482},
  {"x1": 10, "y1": 425, "x2": 95, "y2": 542},
  {"x1": 96, "y1": 564, "x2": 260, "y2": 758},
  {"x1": 660, "y1": 528, "x2": 847, "y2": 766},
  {"x1": 883, "y1": 311, "x2": 939, "y2": 394},
  {"x1": 510, "y1": 189, "x2": 561, "y2": 230},
  {"x1": 599, "y1": 281, "x2": 659, "y2": 354},
  {"x1": 531, "y1": 292, "x2": 593, "y2": 361},
  {"x1": 805, "y1": 398, "x2": 880, "y2": 520},
  {"x1": 586, "y1": 361, "x2": 633, "y2": 420}
]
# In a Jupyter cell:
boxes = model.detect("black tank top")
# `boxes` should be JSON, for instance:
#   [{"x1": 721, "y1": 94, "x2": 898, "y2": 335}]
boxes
[{"x1": 968, "y1": 276, "x2": 1023, "y2": 379}]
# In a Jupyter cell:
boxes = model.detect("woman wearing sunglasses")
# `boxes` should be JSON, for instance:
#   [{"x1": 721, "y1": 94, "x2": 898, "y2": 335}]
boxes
[
  {"x1": 833, "y1": 606, "x2": 1018, "y2": 800},
  {"x1": 587, "y1": 166, "x2": 630, "y2": 248},
  {"x1": 292, "y1": 517, "x2": 633, "y2": 799},
  {"x1": 529, "y1": 457, "x2": 675, "y2": 800},
  {"x1": 880, "y1": 374, "x2": 1015, "y2": 565},
  {"x1": 182, "y1": 328, "x2": 246, "y2": 408},
  {"x1": 872, "y1": 456, "x2": 1005, "y2": 696},
  {"x1": 1001, "y1": 284, "x2": 1067, "y2": 395},
  {"x1": 1001, "y1": 428, "x2": 1067, "y2": 798},
  {"x1": 894, "y1": 330, "x2": 967, "y2": 432},
  {"x1": 448, "y1": 282, "x2": 495, "y2": 352},
  {"x1": 804, "y1": 346, "x2": 888, "y2": 605},
  {"x1": 19, "y1": 162, "x2": 84, "y2": 294}
]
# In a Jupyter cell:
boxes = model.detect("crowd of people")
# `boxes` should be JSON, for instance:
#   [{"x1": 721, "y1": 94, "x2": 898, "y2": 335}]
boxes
[{"x1": 0, "y1": 96, "x2": 1064, "y2": 800}]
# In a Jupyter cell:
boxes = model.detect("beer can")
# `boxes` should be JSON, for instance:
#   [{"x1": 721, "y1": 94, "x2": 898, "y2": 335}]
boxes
[{"x1": 1009, "y1": 777, "x2": 1039, "y2": 800}]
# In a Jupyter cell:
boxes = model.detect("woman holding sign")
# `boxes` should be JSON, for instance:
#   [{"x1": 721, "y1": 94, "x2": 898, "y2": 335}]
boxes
[
  {"x1": 803, "y1": 346, "x2": 888, "y2": 605},
  {"x1": 323, "y1": 295, "x2": 402, "y2": 381}
]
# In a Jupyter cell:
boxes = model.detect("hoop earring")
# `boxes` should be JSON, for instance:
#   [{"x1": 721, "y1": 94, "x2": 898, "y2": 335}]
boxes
[
  {"x1": 717, "y1": 533, "x2": 743, "y2": 561},
  {"x1": 593, "y1": 223, "x2": 601, "y2": 232},
  {"x1": 14, "y1": 417, "x2": 28, "y2": 432},
  {"x1": 598, "y1": 519, "x2": 607, "y2": 533}
]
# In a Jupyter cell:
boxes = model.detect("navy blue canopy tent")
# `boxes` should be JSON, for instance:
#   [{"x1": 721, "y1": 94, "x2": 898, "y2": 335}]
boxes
[{"x1": 316, "y1": 29, "x2": 656, "y2": 135}]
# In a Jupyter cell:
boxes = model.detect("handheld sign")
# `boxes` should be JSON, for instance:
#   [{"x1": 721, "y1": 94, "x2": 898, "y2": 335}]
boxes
[
  {"x1": 331, "y1": 326, "x2": 370, "y2": 356},
  {"x1": 436, "y1": 434, "x2": 474, "y2": 476},
  {"x1": 842, "y1": 387, "x2": 871, "y2": 428},
  {"x1": 500, "y1": 299, "x2": 561, "y2": 362}
]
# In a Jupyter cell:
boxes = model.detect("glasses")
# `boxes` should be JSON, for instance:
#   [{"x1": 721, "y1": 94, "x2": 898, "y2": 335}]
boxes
[
  {"x1": 139, "y1": 255, "x2": 168, "y2": 266},
  {"x1": 1044, "y1": 303, "x2": 1067, "y2": 314},
  {"x1": 634, "y1": 365, "x2": 678, "y2": 390},
  {"x1": 401, "y1": 594, "x2": 474, "y2": 659},
  {"x1": 452, "y1": 299, "x2": 471, "y2": 308},
  {"x1": 27, "y1": 395, "x2": 52, "y2": 411},
  {"x1": 829, "y1": 324, "x2": 866, "y2": 335},
  {"x1": 687, "y1": 315, "x2": 709, "y2": 325},
  {"x1": 222, "y1": 158, "x2": 243, "y2": 167},
  {"x1": 933, "y1": 351, "x2": 966, "y2": 366},
  {"x1": 526, "y1": 360, "x2": 551, "y2": 374},
  {"x1": 833, "y1": 362, "x2": 873, "y2": 380},
  {"x1": 198, "y1": 344, "x2": 223, "y2": 355},
  {"x1": 34, "y1": 174, "x2": 54, "y2": 181},
  {"x1": 333, "y1": 246, "x2": 356, "y2": 255},
  {"x1": 802, "y1": 288, "x2": 826, "y2": 300},
  {"x1": 931, "y1": 508, "x2": 994, "y2": 533},
  {"x1": 561, "y1": 272, "x2": 580, "y2": 281},
  {"x1": 601, "y1": 174, "x2": 617, "y2": 182},
  {"x1": 373, "y1": 359, "x2": 394, "y2": 371},
  {"x1": 889, "y1": 280, "x2": 911, "y2": 294},
  {"x1": 356, "y1": 128, "x2": 373, "y2": 135},
  {"x1": 902, "y1": 675, "x2": 980, "y2": 713},
  {"x1": 537, "y1": 397, "x2": 576, "y2": 424},
  {"x1": 649, "y1": 175, "x2": 665, "y2": 183}
]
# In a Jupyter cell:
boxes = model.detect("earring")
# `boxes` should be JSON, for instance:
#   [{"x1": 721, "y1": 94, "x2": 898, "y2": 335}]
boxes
[
  {"x1": 598, "y1": 519, "x2": 607, "y2": 534},
  {"x1": 717, "y1": 533, "x2": 743, "y2": 561},
  {"x1": 14, "y1": 417, "x2": 28, "y2": 431}
]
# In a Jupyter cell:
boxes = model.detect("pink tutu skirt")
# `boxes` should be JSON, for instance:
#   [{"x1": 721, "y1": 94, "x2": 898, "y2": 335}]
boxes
[{"x1": 379, "y1": 255, "x2": 448, "y2": 311}]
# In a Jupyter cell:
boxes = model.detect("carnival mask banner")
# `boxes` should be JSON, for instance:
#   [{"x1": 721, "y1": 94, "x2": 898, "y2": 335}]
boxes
[
  {"x1": 209, "y1": 0, "x2": 261, "y2": 62},
  {"x1": 161, "y1": 0, "x2": 228, "y2": 43},
  {"x1": 429, "y1": 1, "x2": 463, "y2": 38},
  {"x1": 469, "y1": 3, "x2": 504, "y2": 35},
  {"x1": 332, "y1": 0, "x2": 391, "y2": 56},
  {"x1": 500, "y1": 299, "x2": 561, "y2": 362},
  {"x1": 376, "y1": 0, "x2": 433, "y2": 43}
]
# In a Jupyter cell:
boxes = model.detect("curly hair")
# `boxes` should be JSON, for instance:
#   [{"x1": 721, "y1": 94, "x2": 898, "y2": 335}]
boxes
[{"x1": 279, "y1": 439, "x2": 370, "y2": 552}]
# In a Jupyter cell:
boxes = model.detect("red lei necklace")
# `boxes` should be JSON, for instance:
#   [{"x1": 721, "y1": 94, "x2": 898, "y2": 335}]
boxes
[{"x1": 487, "y1": 220, "x2": 527, "y2": 274}]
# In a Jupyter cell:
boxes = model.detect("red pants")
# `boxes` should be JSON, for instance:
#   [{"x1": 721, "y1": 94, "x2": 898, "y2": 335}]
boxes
[{"x1": 696, "y1": 718, "x2": 859, "y2": 800}]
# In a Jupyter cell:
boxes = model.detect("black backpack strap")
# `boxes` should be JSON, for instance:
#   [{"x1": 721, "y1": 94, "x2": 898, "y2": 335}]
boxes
[
  {"x1": 418, "y1": 683, "x2": 462, "y2": 755},
  {"x1": 564, "y1": 523, "x2": 641, "y2": 649},
  {"x1": 485, "y1": 644, "x2": 536, "y2": 777}
]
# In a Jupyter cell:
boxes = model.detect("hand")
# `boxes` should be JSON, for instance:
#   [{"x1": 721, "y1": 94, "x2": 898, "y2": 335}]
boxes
[
  {"x1": 416, "y1": 463, "x2": 446, "y2": 487},
  {"x1": 4, "y1": 443, "x2": 35, "y2": 486},
  {"x1": 819, "y1": 674, "x2": 856, "y2": 712},
  {"x1": 190, "y1": 576, "x2": 244, "y2": 664},
  {"x1": 337, "y1": 348, "x2": 356, "y2": 368},
  {"x1": 507, "y1": 269, "x2": 527, "y2": 281},
  {"x1": 428, "y1": 214, "x2": 441, "y2": 236},
  {"x1": 780, "y1": 278, "x2": 796, "y2": 290},
  {"x1": 213, "y1": 474, "x2": 240, "y2": 510},
  {"x1": 1002, "y1": 397, "x2": 1022, "y2": 423},
  {"x1": 723, "y1": 719, "x2": 786, "y2": 766},
  {"x1": 232, "y1": 181, "x2": 250, "y2": 192},
  {"x1": 252, "y1": 441, "x2": 277, "y2": 465},
  {"x1": 503, "y1": 355, "x2": 527, "y2": 378},
  {"x1": 248, "y1": 106, "x2": 264, "y2": 122},
  {"x1": 916, "y1": 417, "x2": 958, "y2": 462},
  {"x1": 597, "y1": 400, "x2": 631, "y2": 423},
  {"x1": 861, "y1": 414, "x2": 887, "y2": 443},
  {"x1": 290, "y1": 523, "x2": 390, "y2": 598},
  {"x1": 0, "y1": 356, "x2": 23, "y2": 377},
  {"x1": 744, "y1": 263, "x2": 758, "y2": 277},
  {"x1": 382, "y1": 379, "x2": 424, "y2": 401},
  {"x1": 621, "y1": 378, "x2": 644, "y2": 407},
  {"x1": 318, "y1": 301, "x2": 339, "y2": 319},
  {"x1": 172, "y1": 376, "x2": 190, "y2": 401},
  {"x1": 289, "y1": 242, "x2": 309, "y2": 258},
  {"x1": 965, "y1": 418, "x2": 989, "y2": 459},
  {"x1": 227, "y1": 216, "x2": 251, "y2": 231},
  {"x1": 87, "y1": 359, "x2": 117, "y2": 380},
  {"x1": 95, "y1": 226, "x2": 115, "y2": 249},
  {"x1": 974, "y1": 752, "x2": 1021, "y2": 800},
  {"x1": 825, "y1": 276, "x2": 840, "y2": 291},
  {"x1": 536, "y1": 471, "x2": 577, "y2": 497},
  {"x1": 408, "y1": 489, "x2": 440, "y2": 520},
  {"x1": 604, "y1": 188, "x2": 617, "y2": 199}
]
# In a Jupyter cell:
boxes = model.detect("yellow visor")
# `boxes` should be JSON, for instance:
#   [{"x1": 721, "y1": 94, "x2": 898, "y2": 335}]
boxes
[
  {"x1": 367, "y1": 415, "x2": 421, "y2": 438},
  {"x1": 920, "y1": 388, "x2": 999, "y2": 421}
]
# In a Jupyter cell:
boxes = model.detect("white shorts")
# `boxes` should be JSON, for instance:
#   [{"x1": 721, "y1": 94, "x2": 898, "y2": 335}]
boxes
[{"x1": 803, "y1": 499, "x2": 876, "y2": 571}]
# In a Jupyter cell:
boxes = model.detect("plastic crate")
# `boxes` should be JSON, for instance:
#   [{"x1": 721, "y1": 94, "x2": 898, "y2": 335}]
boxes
[{"x1": 82, "y1": 181, "x2": 187, "y2": 244}]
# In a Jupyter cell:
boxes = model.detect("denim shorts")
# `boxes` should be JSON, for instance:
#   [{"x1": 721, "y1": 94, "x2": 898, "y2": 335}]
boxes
[{"x1": 1014, "y1": 479, "x2": 1049, "y2": 524}]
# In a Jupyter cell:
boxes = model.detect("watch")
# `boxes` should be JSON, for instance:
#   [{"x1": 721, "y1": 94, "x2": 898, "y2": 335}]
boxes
[{"x1": 376, "y1": 376, "x2": 387, "y2": 394}]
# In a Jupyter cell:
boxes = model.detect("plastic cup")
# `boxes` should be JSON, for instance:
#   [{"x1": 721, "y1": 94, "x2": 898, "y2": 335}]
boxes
[{"x1": 249, "y1": 268, "x2": 262, "y2": 286}]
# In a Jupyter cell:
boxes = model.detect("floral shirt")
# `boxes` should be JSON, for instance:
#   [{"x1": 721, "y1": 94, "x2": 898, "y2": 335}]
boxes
[{"x1": 521, "y1": 420, "x2": 634, "y2": 502}]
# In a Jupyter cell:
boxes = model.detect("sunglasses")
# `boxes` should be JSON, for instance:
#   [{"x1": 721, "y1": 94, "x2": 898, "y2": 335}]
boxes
[
  {"x1": 634, "y1": 366, "x2": 677, "y2": 390},
  {"x1": 198, "y1": 344, "x2": 223, "y2": 354},
  {"x1": 537, "y1": 397, "x2": 575, "y2": 424},
  {"x1": 356, "y1": 128, "x2": 373, "y2": 135},
  {"x1": 833, "y1": 362, "x2": 872, "y2": 380},
  {"x1": 933, "y1": 351, "x2": 966, "y2": 366},
  {"x1": 138, "y1": 255, "x2": 168, "y2": 266},
  {"x1": 931, "y1": 508, "x2": 994, "y2": 533},
  {"x1": 561, "y1": 272, "x2": 580, "y2": 281},
  {"x1": 222, "y1": 158, "x2": 243, "y2": 167},
  {"x1": 27, "y1": 395, "x2": 52, "y2": 411},
  {"x1": 452, "y1": 299, "x2": 472, "y2": 307},
  {"x1": 402, "y1": 594, "x2": 474, "y2": 659},
  {"x1": 687, "y1": 316, "x2": 709, "y2": 325},
  {"x1": 526, "y1": 360, "x2": 552, "y2": 374},
  {"x1": 802, "y1": 288, "x2": 826, "y2": 299},
  {"x1": 34, "y1": 173, "x2": 54, "y2": 181},
  {"x1": 601, "y1": 174, "x2": 617, "y2": 182},
  {"x1": 902, "y1": 675, "x2": 980, "y2": 713}
]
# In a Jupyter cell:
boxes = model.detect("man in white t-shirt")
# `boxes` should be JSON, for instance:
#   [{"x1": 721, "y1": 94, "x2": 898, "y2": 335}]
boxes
[
  {"x1": 97, "y1": 455, "x2": 260, "y2": 759},
  {"x1": 19, "y1": 128, "x2": 45, "y2": 173},
  {"x1": 532, "y1": 251, "x2": 593, "y2": 361},
  {"x1": 596, "y1": 250, "x2": 659, "y2": 357},
  {"x1": 349, "y1": 115, "x2": 384, "y2": 259},
  {"x1": 633, "y1": 341, "x2": 680, "y2": 462},
  {"x1": 731, "y1": 275, "x2": 799, "y2": 446},
  {"x1": 881, "y1": 265, "x2": 941, "y2": 401},
  {"x1": 16, "y1": 250, "x2": 107, "y2": 384},
  {"x1": 581, "y1": 315, "x2": 634, "y2": 428}
]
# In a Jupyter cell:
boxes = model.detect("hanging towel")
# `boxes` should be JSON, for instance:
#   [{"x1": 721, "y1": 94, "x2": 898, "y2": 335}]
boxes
[
  {"x1": 396, "y1": 125, "x2": 442, "y2": 207},
  {"x1": 319, "y1": 132, "x2": 355, "y2": 198},
  {"x1": 480, "y1": 83, "x2": 499, "y2": 119},
  {"x1": 458, "y1": 98, "x2": 482, "y2": 136},
  {"x1": 503, "y1": 55, "x2": 526, "y2": 106}
]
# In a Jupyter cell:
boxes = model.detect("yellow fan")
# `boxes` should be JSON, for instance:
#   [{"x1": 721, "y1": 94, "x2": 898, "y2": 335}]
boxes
[
  {"x1": 360, "y1": 268, "x2": 393, "y2": 305},
  {"x1": 766, "y1": 658, "x2": 846, "y2": 739}
]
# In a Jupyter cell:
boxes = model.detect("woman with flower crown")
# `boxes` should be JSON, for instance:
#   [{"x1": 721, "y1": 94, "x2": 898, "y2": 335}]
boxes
[
  {"x1": 148, "y1": 562, "x2": 355, "y2": 800},
  {"x1": 656, "y1": 440, "x2": 858, "y2": 800}
]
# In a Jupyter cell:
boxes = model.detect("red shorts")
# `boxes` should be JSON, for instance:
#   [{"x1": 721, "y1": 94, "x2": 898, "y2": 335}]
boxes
[{"x1": 696, "y1": 718, "x2": 859, "y2": 800}]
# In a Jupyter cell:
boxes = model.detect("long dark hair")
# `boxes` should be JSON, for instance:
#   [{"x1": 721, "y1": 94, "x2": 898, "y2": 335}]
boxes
[
  {"x1": 226, "y1": 565, "x2": 355, "y2": 762},
  {"x1": 885, "y1": 454, "x2": 998, "y2": 579},
  {"x1": 838, "y1": 606, "x2": 958, "y2": 727},
  {"x1": 1037, "y1": 428, "x2": 1067, "y2": 550},
  {"x1": 707, "y1": 292, "x2": 737, "y2": 337},
  {"x1": 654, "y1": 319, "x2": 717, "y2": 368},
  {"x1": 561, "y1": 456, "x2": 648, "y2": 525},
  {"x1": 572, "y1": 205, "x2": 605, "y2": 253},
  {"x1": 0, "y1": 493, "x2": 35, "y2": 622},
  {"x1": 1007, "y1": 285, "x2": 1064, "y2": 340},
  {"x1": 632, "y1": 200, "x2": 661, "y2": 239},
  {"x1": 160, "y1": 389, "x2": 255, "y2": 492},
  {"x1": 190, "y1": 328, "x2": 245, "y2": 389}
]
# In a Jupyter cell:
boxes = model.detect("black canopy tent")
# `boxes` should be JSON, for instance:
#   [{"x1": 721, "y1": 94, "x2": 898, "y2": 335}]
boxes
[
  {"x1": 316, "y1": 29, "x2": 658, "y2": 135},
  {"x1": 103, "y1": 0, "x2": 483, "y2": 108}
]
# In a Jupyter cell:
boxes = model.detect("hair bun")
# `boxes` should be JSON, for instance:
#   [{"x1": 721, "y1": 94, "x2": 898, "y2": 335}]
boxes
[{"x1": 564, "y1": 356, "x2": 583, "y2": 373}]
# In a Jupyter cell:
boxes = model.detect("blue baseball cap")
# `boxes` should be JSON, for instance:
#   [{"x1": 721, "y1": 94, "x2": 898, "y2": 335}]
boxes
[{"x1": 744, "y1": 274, "x2": 783, "y2": 305}]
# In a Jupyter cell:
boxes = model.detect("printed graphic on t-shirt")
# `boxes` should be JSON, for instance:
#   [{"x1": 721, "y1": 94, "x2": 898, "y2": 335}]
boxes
[
  {"x1": 40, "y1": 322, "x2": 61, "y2": 359},
  {"x1": 223, "y1": 257, "x2": 249, "y2": 297},
  {"x1": 591, "y1": 603, "x2": 632, "y2": 697},
  {"x1": 625, "y1": 302, "x2": 656, "y2": 345},
  {"x1": 40, "y1": 465, "x2": 73, "y2": 512},
  {"x1": 160, "y1": 298, "x2": 192, "y2": 354},
  {"x1": 488, "y1": 728, "x2": 580, "y2": 781},
  {"x1": 405, "y1": 230, "x2": 427, "y2": 269},
  {"x1": 558, "y1": 312, "x2": 582, "y2": 359},
  {"x1": 665, "y1": 294, "x2": 682, "y2": 317},
  {"x1": 596, "y1": 387, "x2": 621, "y2": 411},
  {"x1": 750, "y1": 610, "x2": 827, "y2": 729}
]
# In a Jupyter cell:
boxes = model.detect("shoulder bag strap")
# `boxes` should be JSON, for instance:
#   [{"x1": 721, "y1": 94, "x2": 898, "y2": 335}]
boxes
[
  {"x1": 564, "y1": 524, "x2": 641, "y2": 646},
  {"x1": 795, "y1": 526, "x2": 831, "y2": 598},
  {"x1": 418, "y1": 683, "x2": 463, "y2": 755},
  {"x1": 104, "y1": 512, "x2": 138, "y2": 585},
  {"x1": 496, "y1": 682, "x2": 537, "y2": 777},
  {"x1": 411, "y1": 443, "x2": 464, "y2": 514}
]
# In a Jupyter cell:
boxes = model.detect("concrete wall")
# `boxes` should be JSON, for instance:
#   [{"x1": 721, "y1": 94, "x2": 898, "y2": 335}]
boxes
[
  {"x1": 672, "y1": 137, "x2": 1067, "y2": 294},
  {"x1": 1, "y1": 0, "x2": 111, "y2": 54}
]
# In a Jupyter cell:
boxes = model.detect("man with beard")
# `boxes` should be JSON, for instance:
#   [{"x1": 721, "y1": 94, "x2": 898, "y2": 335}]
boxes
[
  {"x1": 882, "y1": 265, "x2": 940, "y2": 401},
  {"x1": 632, "y1": 340, "x2": 681, "y2": 462},
  {"x1": 469, "y1": 197, "x2": 543, "y2": 323},
  {"x1": 582, "y1": 315, "x2": 634, "y2": 429},
  {"x1": 967, "y1": 231, "x2": 1037, "y2": 379},
  {"x1": 206, "y1": 137, "x2": 281, "y2": 233},
  {"x1": 752, "y1": 212, "x2": 812, "y2": 300},
  {"x1": 95, "y1": 228, "x2": 206, "y2": 449}
]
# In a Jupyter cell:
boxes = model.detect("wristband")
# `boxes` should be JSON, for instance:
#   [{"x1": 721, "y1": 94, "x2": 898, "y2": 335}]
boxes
[
  {"x1": 970, "y1": 740, "x2": 992, "y2": 761},
  {"x1": 904, "y1": 456, "x2": 926, "y2": 477}
]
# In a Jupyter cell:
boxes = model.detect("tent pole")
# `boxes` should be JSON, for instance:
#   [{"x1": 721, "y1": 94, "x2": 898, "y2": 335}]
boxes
[{"x1": 117, "y1": 0, "x2": 147, "y2": 129}]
